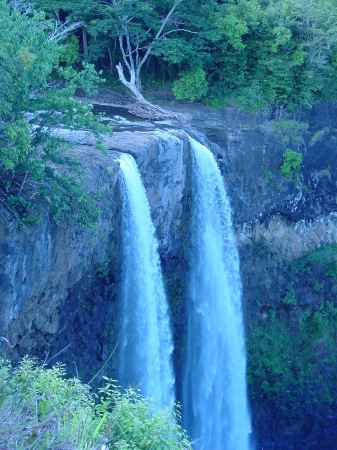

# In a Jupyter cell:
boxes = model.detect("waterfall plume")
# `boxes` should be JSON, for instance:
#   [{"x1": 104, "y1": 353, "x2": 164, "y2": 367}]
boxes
[
  {"x1": 183, "y1": 138, "x2": 251, "y2": 450},
  {"x1": 118, "y1": 153, "x2": 175, "y2": 410}
]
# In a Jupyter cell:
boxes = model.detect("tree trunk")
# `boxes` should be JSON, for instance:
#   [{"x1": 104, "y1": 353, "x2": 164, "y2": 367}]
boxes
[
  {"x1": 82, "y1": 27, "x2": 88, "y2": 59},
  {"x1": 107, "y1": 45, "x2": 113, "y2": 74},
  {"x1": 115, "y1": 0, "x2": 184, "y2": 101},
  {"x1": 135, "y1": 67, "x2": 142, "y2": 91},
  {"x1": 116, "y1": 63, "x2": 146, "y2": 102}
]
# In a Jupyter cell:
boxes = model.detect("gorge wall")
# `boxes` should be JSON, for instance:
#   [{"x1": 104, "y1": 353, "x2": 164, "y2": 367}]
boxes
[
  {"x1": 1, "y1": 102, "x2": 337, "y2": 448},
  {"x1": 183, "y1": 102, "x2": 337, "y2": 449}
]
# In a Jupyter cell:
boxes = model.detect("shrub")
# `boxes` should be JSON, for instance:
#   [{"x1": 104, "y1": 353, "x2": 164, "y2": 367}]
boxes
[
  {"x1": 0, "y1": 1, "x2": 109, "y2": 228},
  {"x1": 0, "y1": 357, "x2": 192, "y2": 449},
  {"x1": 310, "y1": 129, "x2": 326, "y2": 145},
  {"x1": 291, "y1": 244, "x2": 337, "y2": 277},
  {"x1": 262, "y1": 169, "x2": 273, "y2": 184},
  {"x1": 279, "y1": 149, "x2": 302, "y2": 183},
  {"x1": 173, "y1": 66, "x2": 208, "y2": 102},
  {"x1": 272, "y1": 120, "x2": 308, "y2": 145},
  {"x1": 247, "y1": 302, "x2": 337, "y2": 417},
  {"x1": 281, "y1": 287, "x2": 297, "y2": 306}
]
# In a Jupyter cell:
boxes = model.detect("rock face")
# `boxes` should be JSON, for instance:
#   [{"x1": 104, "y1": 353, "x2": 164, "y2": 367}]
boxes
[
  {"x1": 0, "y1": 129, "x2": 190, "y2": 377},
  {"x1": 174, "y1": 102, "x2": 337, "y2": 290},
  {"x1": 180, "y1": 102, "x2": 337, "y2": 449},
  {"x1": 1, "y1": 102, "x2": 337, "y2": 448},
  {"x1": 0, "y1": 144, "x2": 120, "y2": 362}
]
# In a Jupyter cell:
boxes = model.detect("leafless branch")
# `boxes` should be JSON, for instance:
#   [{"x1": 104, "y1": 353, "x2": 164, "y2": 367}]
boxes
[
  {"x1": 87, "y1": 343, "x2": 118, "y2": 385},
  {"x1": 9, "y1": 0, "x2": 33, "y2": 14},
  {"x1": 0, "y1": 337, "x2": 13, "y2": 348},
  {"x1": 18, "y1": 170, "x2": 29, "y2": 196},
  {"x1": 161, "y1": 28, "x2": 198, "y2": 38},
  {"x1": 47, "y1": 20, "x2": 84, "y2": 43},
  {"x1": 138, "y1": 0, "x2": 184, "y2": 72}
]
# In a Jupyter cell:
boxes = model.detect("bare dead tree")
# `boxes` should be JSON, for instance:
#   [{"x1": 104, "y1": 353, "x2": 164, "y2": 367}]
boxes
[
  {"x1": 8, "y1": 0, "x2": 33, "y2": 14},
  {"x1": 114, "y1": 0, "x2": 185, "y2": 104}
]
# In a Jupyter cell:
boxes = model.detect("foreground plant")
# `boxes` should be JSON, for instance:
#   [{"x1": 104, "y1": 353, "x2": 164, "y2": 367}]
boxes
[{"x1": 0, "y1": 357, "x2": 192, "y2": 449}]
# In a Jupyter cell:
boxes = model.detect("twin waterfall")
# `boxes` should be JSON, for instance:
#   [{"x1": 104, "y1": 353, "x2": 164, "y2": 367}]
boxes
[
  {"x1": 183, "y1": 139, "x2": 251, "y2": 449},
  {"x1": 118, "y1": 154, "x2": 174, "y2": 410},
  {"x1": 118, "y1": 138, "x2": 251, "y2": 448}
]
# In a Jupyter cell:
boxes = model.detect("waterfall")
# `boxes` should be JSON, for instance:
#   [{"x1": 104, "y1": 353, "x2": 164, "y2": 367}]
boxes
[
  {"x1": 118, "y1": 153, "x2": 175, "y2": 410},
  {"x1": 183, "y1": 138, "x2": 251, "y2": 450}
]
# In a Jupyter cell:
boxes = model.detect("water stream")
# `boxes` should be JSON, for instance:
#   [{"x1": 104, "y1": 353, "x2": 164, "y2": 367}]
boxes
[
  {"x1": 118, "y1": 153, "x2": 175, "y2": 410},
  {"x1": 183, "y1": 138, "x2": 251, "y2": 450}
]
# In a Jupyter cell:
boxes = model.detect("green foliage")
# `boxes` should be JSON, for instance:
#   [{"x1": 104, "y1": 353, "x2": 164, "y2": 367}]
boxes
[
  {"x1": 302, "y1": 184, "x2": 314, "y2": 195},
  {"x1": 272, "y1": 120, "x2": 309, "y2": 145},
  {"x1": 318, "y1": 165, "x2": 331, "y2": 179},
  {"x1": 247, "y1": 302, "x2": 337, "y2": 418},
  {"x1": 281, "y1": 287, "x2": 297, "y2": 306},
  {"x1": 204, "y1": 0, "x2": 337, "y2": 112},
  {"x1": 253, "y1": 239, "x2": 271, "y2": 257},
  {"x1": 325, "y1": 261, "x2": 337, "y2": 279},
  {"x1": 310, "y1": 129, "x2": 326, "y2": 144},
  {"x1": 0, "y1": 357, "x2": 192, "y2": 449},
  {"x1": 29, "y1": 0, "x2": 337, "y2": 112},
  {"x1": 262, "y1": 169, "x2": 273, "y2": 184},
  {"x1": 173, "y1": 66, "x2": 208, "y2": 102},
  {"x1": 279, "y1": 149, "x2": 302, "y2": 183},
  {"x1": 59, "y1": 35, "x2": 81, "y2": 67},
  {"x1": 0, "y1": 0, "x2": 108, "y2": 227},
  {"x1": 313, "y1": 281, "x2": 323, "y2": 292},
  {"x1": 276, "y1": 181, "x2": 286, "y2": 191},
  {"x1": 30, "y1": 0, "x2": 337, "y2": 112},
  {"x1": 233, "y1": 81, "x2": 270, "y2": 114},
  {"x1": 291, "y1": 244, "x2": 337, "y2": 278}
]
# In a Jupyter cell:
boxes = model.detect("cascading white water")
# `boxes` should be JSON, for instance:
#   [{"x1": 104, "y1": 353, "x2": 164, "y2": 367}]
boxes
[
  {"x1": 183, "y1": 138, "x2": 251, "y2": 450},
  {"x1": 118, "y1": 153, "x2": 175, "y2": 410}
]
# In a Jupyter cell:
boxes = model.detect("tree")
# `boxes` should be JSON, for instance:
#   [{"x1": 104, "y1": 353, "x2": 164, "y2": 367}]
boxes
[
  {"x1": 33, "y1": 0, "x2": 97, "y2": 59},
  {"x1": 203, "y1": 0, "x2": 337, "y2": 111},
  {"x1": 0, "y1": 0, "x2": 106, "y2": 227},
  {"x1": 115, "y1": 0, "x2": 184, "y2": 101},
  {"x1": 92, "y1": 0, "x2": 188, "y2": 101},
  {"x1": 32, "y1": 0, "x2": 337, "y2": 112}
]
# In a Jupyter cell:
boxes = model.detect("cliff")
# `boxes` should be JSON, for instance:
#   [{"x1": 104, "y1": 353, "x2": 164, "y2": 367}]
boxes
[
  {"x1": 0, "y1": 128, "x2": 190, "y2": 376},
  {"x1": 183, "y1": 102, "x2": 337, "y2": 448},
  {"x1": 1, "y1": 102, "x2": 336, "y2": 448}
]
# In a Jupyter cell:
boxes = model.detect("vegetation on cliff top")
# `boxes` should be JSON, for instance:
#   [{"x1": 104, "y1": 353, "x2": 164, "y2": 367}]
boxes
[
  {"x1": 33, "y1": 0, "x2": 337, "y2": 111},
  {"x1": 247, "y1": 301, "x2": 337, "y2": 437},
  {"x1": 0, "y1": 0, "x2": 110, "y2": 227},
  {"x1": 0, "y1": 357, "x2": 192, "y2": 449},
  {"x1": 2, "y1": 0, "x2": 337, "y2": 224}
]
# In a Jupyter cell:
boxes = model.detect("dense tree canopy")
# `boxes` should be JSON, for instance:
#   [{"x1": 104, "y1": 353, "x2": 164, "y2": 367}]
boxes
[
  {"x1": 30, "y1": 0, "x2": 337, "y2": 110},
  {"x1": 0, "y1": 0, "x2": 107, "y2": 226}
]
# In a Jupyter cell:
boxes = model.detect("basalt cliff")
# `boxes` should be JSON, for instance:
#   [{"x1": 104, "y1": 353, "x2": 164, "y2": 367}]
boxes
[{"x1": 1, "y1": 102, "x2": 337, "y2": 449}]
